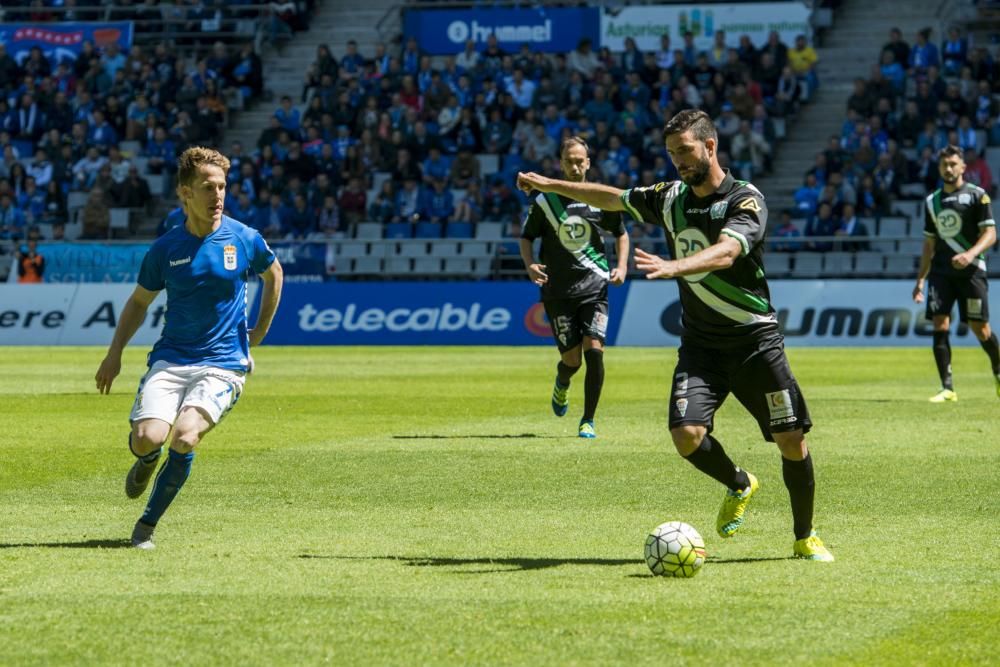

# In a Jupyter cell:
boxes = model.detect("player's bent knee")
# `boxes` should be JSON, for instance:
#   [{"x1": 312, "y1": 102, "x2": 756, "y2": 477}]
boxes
[
  {"x1": 670, "y1": 425, "x2": 705, "y2": 456},
  {"x1": 582, "y1": 337, "x2": 604, "y2": 352},
  {"x1": 773, "y1": 430, "x2": 807, "y2": 460},
  {"x1": 170, "y1": 430, "x2": 201, "y2": 454},
  {"x1": 561, "y1": 347, "x2": 583, "y2": 367},
  {"x1": 132, "y1": 419, "x2": 169, "y2": 453}
]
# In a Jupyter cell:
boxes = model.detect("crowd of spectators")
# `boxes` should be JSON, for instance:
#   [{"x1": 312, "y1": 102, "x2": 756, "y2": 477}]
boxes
[
  {"x1": 789, "y1": 25, "x2": 1000, "y2": 250},
  {"x1": 0, "y1": 0, "x2": 320, "y2": 243},
  {"x1": 235, "y1": 29, "x2": 819, "y2": 242}
]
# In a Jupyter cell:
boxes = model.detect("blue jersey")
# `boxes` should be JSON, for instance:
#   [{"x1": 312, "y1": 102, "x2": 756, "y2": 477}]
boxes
[{"x1": 137, "y1": 215, "x2": 275, "y2": 371}]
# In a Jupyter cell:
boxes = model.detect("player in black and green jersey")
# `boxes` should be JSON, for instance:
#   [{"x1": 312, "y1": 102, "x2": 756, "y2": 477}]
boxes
[
  {"x1": 518, "y1": 110, "x2": 833, "y2": 561},
  {"x1": 520, "y1": 137, "x2": 630, "y2": 439},
  {"x1": 913, "y1": 145, "x2": 999, "y2": 402}
]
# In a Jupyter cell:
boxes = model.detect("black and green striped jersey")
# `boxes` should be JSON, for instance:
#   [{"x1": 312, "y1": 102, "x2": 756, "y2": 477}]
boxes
[
  {"x1": 522, "y1": 191, "x2": 626, "y2": 300},
  {"x1": 621, "y1": 171, "x2": 779, "y2": 348},
  {"x1": 923, "y1": 183, "x2": 995, "y2": 278}
]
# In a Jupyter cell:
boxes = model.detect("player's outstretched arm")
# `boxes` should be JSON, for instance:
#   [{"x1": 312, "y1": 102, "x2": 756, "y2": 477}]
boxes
[
  {"x1": 516, "y1": 172, "x2": 626, "y2": 212},
  {"x1": 249, "y1": 259, "x2": 283, "y2": 347},
  {"x1": 635, "y1": 236, "x2": 742, "y2": 280},
  {"x1": 95, "y1": 285, "x2": 158, "y2": 394}
]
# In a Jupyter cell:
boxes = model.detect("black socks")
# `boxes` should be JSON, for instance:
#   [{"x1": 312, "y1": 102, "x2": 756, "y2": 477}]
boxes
[
  {"x1": 582, "y1": 349, "x2": 604, "y2": 421},
  {"x1": 782, "y1": 453, "x2": 815, "y2": 541},
  {"x1": 932, "y1": 330, "x2": 953, "y2": 390},
  {"x1": 683, "y1": 435, "x2": 749, "y2": 492}
]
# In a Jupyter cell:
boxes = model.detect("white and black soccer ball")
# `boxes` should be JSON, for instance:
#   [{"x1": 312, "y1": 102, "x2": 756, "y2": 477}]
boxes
[{"x1": 644, "y1": 521, "x2": 706, "y2": 577}]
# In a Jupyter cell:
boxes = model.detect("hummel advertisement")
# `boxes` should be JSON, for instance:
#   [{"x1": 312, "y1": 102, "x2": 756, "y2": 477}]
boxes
[{"x1": 616, "y1": 280, "x2": 1000, "y2": 347}]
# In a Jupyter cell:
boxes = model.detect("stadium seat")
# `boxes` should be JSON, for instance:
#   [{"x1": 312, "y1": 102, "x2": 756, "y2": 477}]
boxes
[
  {"x1": 878, "y1": 217, "x2": 909, "y2": 237},
  {"x1": 793, "y1": 252, "x2": 823, "y2": 277},
  {"x1": 899, "y1": 183, "x2": 926, "y2": 198},
  {"x1": 337, "y1": 241, "x2": 368, "y2": 258},
  {"x1": 821, "y1": 252, "x2": 853, "y2": 276},
  {"x1": 475, "y1": 222, "x2": 504, "y2": 240},
  {"x1": 384, "y1": 222, "x2": 413, "y2": 239},
  {"x1": 383, "y1": 257, "x2": 411, "y2": 274},
  {"x1": 471, "y1": 258, "x2": 493, "y2": 277},
  {"x1": 63, "y1": 222, "x2": 82, "y2": 241},
  {"x1": 430, "y1": 241, "x2": 460, "y2": 258},
  {"x1": 476, "y1": 154, "x2": 499, "y2": 175},
  {"x1": 897, "y1": 240, "x2": 924, "y2": 256},
  {"x1": 412, "y1": 257, "x2": 442, "y2": 274},
  {"x1": 766, "y1": 253, "x2": 793, "y2": 277},
  {"x1": 460, "y1": 241, "x2": 493, "y2": 258},
  {"x1": 885, "y1": 255, "x2": 916, "y2": 275},
  {"x1": 442, "y1": 258, "x2": 473, "y2": 275},
  {"x1": 355, "y1": 222, "x2": 383, "y2": 239},
  {"x1": 445, "y1": 221, "x2": 473, "y2": 238},
  {"x1": 397, "y1": 241, "x2": 427, "y2": 258},
  {"x1": 350, "y1": 257, "x2": 381, "y2": 274},
  {"x1": 109, "y1": 208, "x2": 131, "y2": 237},
  {"x1": 414, "y1": 221, "x2": 442, "y2": 239},
  {"x1": 869, "y1": 239, "x2": 896, "y2": 254},
  {"x1": 854, "y1": 252, "x2": 885, "y2": 274}
]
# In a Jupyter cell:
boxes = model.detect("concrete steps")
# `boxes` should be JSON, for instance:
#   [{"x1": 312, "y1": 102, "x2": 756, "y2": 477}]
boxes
[{"x1": 755, "y1": 0, "x2": 943, "y2": 214}]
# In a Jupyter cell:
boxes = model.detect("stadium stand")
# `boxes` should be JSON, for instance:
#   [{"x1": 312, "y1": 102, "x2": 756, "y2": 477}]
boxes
[{"x1": 2, "y1": 0, "x2": 998, "y2": 282}]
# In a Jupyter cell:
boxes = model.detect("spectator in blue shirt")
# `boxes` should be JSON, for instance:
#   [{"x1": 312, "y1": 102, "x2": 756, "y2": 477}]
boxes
[
  {"x1": 422, "y1": 146, "x2": 451, "y2": 185},
  {"x1": 284, "y1": 193, "x2": 315, "y2": 239},
  {"x1": 772, "y1": 211, "x2": 803, "y2": 252},
  {"x1": 274, "y1": 96, "x2": 300, "y2": 133},
  {"x1": 426, "y1": 179, "x2": 455, "y2": 223},
  {"x1": 805, "y1": 201, "x2": 838, "y2": 251},
  {"x1": 908, "y1": 28, "x2": 939, "y2": 74},
  {"x1": 340, "y1": 40, "x2": 365, "y2": 80},
  {"x1": 794, "y1": 173, "x2": 822, "y2": 216},
  {"x1": 229, "y1": 192, "x2": 257, "y2": 225},
  {"x1": 0, "y1": 192, "x2": 27, "y2": 239},
  {"x1": 144, "y1": 127, "x2": 177, "y2": 175},
  {"x1": 582, "y1": 86, "x2": 617, "y2": 128}
]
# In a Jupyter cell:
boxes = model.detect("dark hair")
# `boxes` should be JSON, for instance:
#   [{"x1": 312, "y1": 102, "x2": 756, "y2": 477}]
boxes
[
  {"x1": 559, "y1": 136, "x2": 589, "y2": 158},
  {"x1": 663, "y1": 109, "x2": 717, "y2": 143},
  {"x1": 937, "y1": 144, "x2": 963, "y2": 161}
]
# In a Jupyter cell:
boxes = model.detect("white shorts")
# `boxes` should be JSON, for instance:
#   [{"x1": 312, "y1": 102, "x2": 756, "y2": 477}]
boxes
[{"x1": 130, "y1": 361, "x2": 246, "y2": 426}]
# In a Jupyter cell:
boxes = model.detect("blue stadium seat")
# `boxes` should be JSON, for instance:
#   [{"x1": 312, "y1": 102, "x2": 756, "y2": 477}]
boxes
[
  {"x1": 445, "y1": 221, "x2": 473, "y2": 238},
  {"x1": 414, "y1": 221, "x2": 442, "y2": 239},
  {"x1": 384, "y1": 222, "x2": 413, "y2": 239}
]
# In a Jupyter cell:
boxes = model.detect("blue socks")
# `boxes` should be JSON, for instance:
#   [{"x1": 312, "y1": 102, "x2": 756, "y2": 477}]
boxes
[{"x1": 140, "y1": 449, "x2": 194, "y2": 527}]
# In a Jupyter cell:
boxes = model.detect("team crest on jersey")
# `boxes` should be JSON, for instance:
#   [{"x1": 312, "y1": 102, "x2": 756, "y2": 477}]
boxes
[
  {"x1": 935, "y1": 209, "x2": 963, "y2": 238},
  {"x1": 737, "y1": 198, "x2": 761, "y2": 213},
  {"x1": 983, "y1": 193, "x2": 991, "y2": 205},
  {"x1": 223, "y1": 244, "x2": 237, "y2": 270},
  {"x1": 958, "y1": 193, "x2": 972, "y2": 206},
  {"x1": 710, "y1": 201, "x2": 729, "y2": 220}
]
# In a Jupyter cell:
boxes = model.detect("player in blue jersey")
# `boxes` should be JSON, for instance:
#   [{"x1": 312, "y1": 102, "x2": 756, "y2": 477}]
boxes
[{"x1": 95, "y1": 147, "x2": 283, "y2": 549}]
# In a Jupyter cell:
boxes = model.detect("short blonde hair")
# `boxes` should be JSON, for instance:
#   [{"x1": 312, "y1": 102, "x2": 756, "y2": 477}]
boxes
[{"x1": 177, "y1": 146, "x2": 231, "y2": 186}]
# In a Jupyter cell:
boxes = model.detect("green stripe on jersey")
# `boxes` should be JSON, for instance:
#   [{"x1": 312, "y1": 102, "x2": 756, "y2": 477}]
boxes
[{"x1": 701, "y1": 274, "x2": 771, "y2": 314}]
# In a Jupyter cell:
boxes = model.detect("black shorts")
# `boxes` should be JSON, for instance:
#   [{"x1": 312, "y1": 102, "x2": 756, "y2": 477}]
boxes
[
  {"x1": 926, "y1": 273, "x2": 990, "y2": 323},
  {"x1": 543, "y1": 288, "x2": 609, "y2": 353},
  {"x1": 668, "y1": 338, "x2": 812, "y2": 442}
]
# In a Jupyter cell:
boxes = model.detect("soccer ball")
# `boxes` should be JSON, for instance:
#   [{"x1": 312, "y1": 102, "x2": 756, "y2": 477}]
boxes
[{"x1": 644, "y1": 521, "x2": 706, "y2": 577}]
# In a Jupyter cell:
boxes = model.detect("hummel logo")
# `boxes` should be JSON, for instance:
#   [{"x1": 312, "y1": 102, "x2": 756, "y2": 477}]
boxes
[{"x1": 169, "y1": 256, "x2": 192, "y2": 267}]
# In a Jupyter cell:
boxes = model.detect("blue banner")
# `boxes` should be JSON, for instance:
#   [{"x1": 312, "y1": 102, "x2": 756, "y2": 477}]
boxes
[
  {"x1": 269, "y1": 242, "x2": 327, "y2": 283},
  {"x1": 0, "y1": 22, "x2": 134, "y2": 67},
  {"x1": 38, "y1": 242, "x2": 149, "y2": 283},
  {"x1": 258, "y1": 281, "x2": 628, "y2": 346},
  {"x1": 404, "y1": 8, "x2": 600, "y2": 55}
]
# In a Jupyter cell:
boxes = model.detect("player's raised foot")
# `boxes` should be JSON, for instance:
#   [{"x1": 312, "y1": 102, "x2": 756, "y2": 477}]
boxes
[
  {"x1": 551, "y1": 378, "x2": 569, "y2": 417},
  {"x1": 793, "y1": 531, "x2": 835, "y2": 562},
  {"x1": 131, "y1": 520, "x2": 156, "y2": 550},
  {"x1": 928, "y1": 388, "x2": 958, "y2": 403},
  {"x1": 125, "y1": 454, "x2": 161, "y2": 499},
  {"x1": 716, "y1": 472, "x2": 759, "y2": 538},
  {"x1": 578, "y1": 419, "x2": 596, "y2": 439}
]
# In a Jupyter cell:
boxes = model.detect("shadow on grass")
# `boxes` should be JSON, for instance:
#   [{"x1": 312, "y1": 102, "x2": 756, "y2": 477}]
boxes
[
  {"x1": 392, "y1": 434, "x2": 543, "y2": 440},
  {"x1": 299, "y1": 553, "x2": 636, "y2": 573},
  {"x1": 0, "y1": 538, "x2": 132, "y2": 550}
]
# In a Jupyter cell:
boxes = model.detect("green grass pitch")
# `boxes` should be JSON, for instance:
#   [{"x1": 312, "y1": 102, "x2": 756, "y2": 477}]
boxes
[{"x1": 1, "y1": 346, "x2": 998, "y2": 665}]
